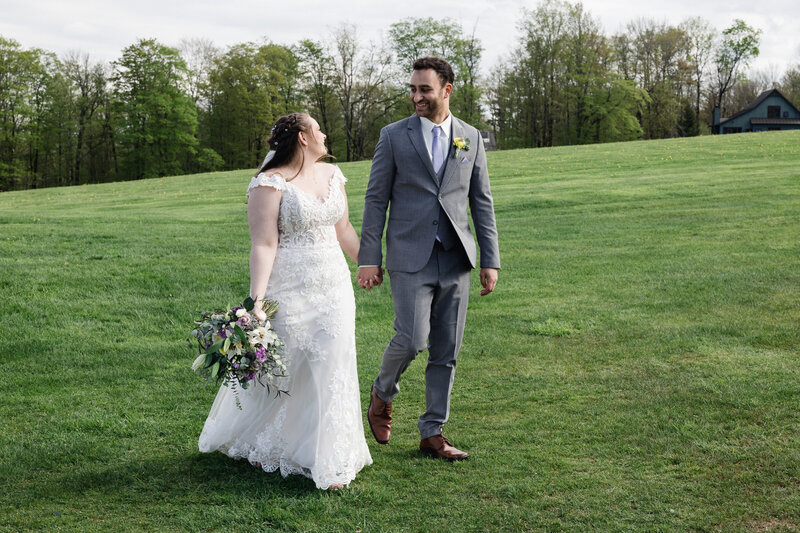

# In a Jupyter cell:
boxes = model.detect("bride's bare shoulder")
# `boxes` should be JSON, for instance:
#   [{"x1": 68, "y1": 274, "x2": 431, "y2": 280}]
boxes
[{"x1": 259, "y1": 166, "x2": 287, "y2": 178}]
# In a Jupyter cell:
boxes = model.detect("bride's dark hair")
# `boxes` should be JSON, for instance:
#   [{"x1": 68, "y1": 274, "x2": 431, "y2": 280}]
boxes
[{"x1": 256, "y1": 113, "x2": 313, "y2": 180}]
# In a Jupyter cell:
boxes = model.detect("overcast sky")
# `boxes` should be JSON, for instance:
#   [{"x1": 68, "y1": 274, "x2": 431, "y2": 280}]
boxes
[{"x1": 2, "y1": 0, "x2": 799, "y2": 79}]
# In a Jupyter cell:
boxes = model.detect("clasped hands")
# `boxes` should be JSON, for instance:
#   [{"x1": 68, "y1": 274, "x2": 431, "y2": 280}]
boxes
[{"x1": 357, "y1": 266, "x2": 384, "y2": 290}]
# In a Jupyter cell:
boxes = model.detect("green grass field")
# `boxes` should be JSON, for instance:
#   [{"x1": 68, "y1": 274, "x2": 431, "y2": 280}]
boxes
[{"x1": 1, "y1": 131, "x2": 799, "y2": 532}]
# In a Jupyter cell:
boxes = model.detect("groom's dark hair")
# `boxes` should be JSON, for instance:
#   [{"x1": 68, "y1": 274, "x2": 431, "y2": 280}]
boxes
[{"x1": 413, "y1": 57, "x2": 454, "y2": 87}]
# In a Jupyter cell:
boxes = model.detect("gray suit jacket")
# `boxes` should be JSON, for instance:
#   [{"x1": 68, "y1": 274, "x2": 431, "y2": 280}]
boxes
[{"x1": 359, "y1": 114, "x2": 500, "y2": 273}]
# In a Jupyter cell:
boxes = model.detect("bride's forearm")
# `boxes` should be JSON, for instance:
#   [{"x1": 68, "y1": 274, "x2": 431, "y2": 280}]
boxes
[
  {"x1": 337, "y1": 222, "x2": 360, "y2": 263},
  {"x1": 249, "y1": 243, "x2": 278, "y2": 301}
]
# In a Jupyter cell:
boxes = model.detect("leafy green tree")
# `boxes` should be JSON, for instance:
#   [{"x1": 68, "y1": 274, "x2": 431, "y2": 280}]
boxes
[
  {"x1": 713, "y1": 19, "x2": 761, "y2": 115},
  {"x1": 614, "y1": 19, "x2": 688, "y2": 138},
  {"x1": 0, "y1": 37, "x2": 52, "y2": 190},
  {"x1": 780, "y1": 64, "x2": 800, "y2": 109},
  {"x1": 489, "y1": 1, "x2": 646, "y2": 148},
  {"x1": 112, "y1": 38, "x2": 198, "y2": 180},
  {"x1": 295, "y1": 39, "x2": 341, "y2": 156},
  {"x1": 57, "y1": 53, "x2": 113, "y2": 185},
  {"x1": 676, "y1": 100, "x2": 699, "y2": 136},
  {"x1": 200, "y1": 41, "x2": 299, "y2": 170},
  {"x1": 388, "y1": 17, "x2": 484, "y2": 125}
]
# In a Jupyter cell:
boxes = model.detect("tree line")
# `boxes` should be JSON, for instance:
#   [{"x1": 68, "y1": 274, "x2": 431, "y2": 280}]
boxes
[{"x1": 1, "y1": 1, "x2": 799, "y2": 191}]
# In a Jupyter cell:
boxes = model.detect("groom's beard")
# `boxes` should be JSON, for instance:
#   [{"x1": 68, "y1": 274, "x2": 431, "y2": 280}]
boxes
[{"x1": 415, "y1": 99, "x2": 439, "y2": 118}]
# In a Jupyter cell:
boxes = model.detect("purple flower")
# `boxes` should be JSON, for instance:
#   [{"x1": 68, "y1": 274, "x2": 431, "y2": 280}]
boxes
[
  {"x1": 255, "y1": 346, "x2": 266, "y2": 362},
  {"x1": 246, "y1": 371, "x2": 255, "y2": 381},
  {"x1": 236, "y1": 315, "x2": 250, "y2": 326},
  {"x1": 219, "y1": 329, "x2": 228, "y2": 338},
  {"x1": 232, "y1": 362, "x2": 239, "y2": 369}
]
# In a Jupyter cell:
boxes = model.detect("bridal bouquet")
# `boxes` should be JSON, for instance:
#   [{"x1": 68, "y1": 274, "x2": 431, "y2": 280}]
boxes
[{"x1": 191, "y1": 298, "x2": 287, "y2": 408}]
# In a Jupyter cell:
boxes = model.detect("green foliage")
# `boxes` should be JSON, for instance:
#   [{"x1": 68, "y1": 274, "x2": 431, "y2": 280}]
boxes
[
  {"x1": 295, "y1": 39, "x2": 342, "y2": 157},
  {"x1": 0, "y1": 37, "x2": 53, "y2": 190},
  {"x1": 781, "y1": 65, "x2": 800, "y2": 109},
  {"x1": 389, "y1": 17, "x2": 485, "y2": 125},
  {"x1": 714, "y1": 19, "x2": 762, "y2": 114},
  {"x1": 677, "y1": 100, "x2": 700, "y2": 137},
  {"x1": 112, "y1": 38, "x2": 198, "y2": 180},
  {"x1": 196, "y1": 147, "x2": 224, "y2": 172},
  {"x1": 584, "y1": 78, "x2": 650, "y2": 142},
  {"x1": 490, "y1": 1, "x2": 647, "y2": 148},
  {"x1": 200, "y1": 42, "x2": 301, "y2": 170},
  {"x1": 1, "y1": 131, "x2": 800, "y2": 530}
]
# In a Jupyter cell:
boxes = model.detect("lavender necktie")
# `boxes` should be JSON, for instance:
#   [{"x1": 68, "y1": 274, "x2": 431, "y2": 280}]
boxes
[{"x1": 432, "y1": 125, "x2": 443, "y2": 173}]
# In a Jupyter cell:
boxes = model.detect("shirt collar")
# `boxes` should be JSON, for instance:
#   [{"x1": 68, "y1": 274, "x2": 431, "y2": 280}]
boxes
[{"x1": 420, "y1": 113, "x2": 452, "y2": 137}]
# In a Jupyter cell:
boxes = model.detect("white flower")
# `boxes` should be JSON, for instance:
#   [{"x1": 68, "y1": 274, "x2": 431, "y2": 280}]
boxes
[
  {"x1": 191, "y1": 353, "x2": 206, "y2": 372},
  {"x1": 248, "y1": 329, "x2": 265, "y2": 344},
  {"x1": 235, "y1": 308, "x2": 246, "y2": 318}
]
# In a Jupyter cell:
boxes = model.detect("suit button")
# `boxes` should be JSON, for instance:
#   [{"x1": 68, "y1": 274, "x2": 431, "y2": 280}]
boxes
[
  {"x1": 438, "y1": 194, "x2": 443, "y2": 200},
  {"x1": 433, "y1": 220, "x2": 438, "y2": 225}
]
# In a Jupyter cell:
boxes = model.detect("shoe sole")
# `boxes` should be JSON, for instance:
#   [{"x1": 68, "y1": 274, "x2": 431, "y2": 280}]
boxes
[{"x1": 368, "y1": 387, "x2": 390, "y2": 445}]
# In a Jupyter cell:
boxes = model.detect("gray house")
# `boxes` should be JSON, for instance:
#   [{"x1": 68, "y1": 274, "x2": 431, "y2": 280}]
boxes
[
  {"x1": 480, "y1": 131, "x2": 498, "y2": 151},
  {"x1": 713, "y1": 88, "x2": 800, "y2": 134}
]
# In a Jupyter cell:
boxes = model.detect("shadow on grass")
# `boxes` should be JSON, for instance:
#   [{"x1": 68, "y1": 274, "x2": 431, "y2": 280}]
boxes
[{"x1": 56, "y1": 450, "x2": 321, "y2": 499}]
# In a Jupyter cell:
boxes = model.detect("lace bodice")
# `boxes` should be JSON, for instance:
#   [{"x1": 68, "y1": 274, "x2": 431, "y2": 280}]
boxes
[{"x1": 247, "y1": 167, "x2": 347, "y2": 248}]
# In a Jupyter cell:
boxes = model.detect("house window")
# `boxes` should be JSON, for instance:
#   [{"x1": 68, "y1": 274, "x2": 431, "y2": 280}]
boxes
[
  {"x1": 767, "y1": 106, "x2": 781, "y2": 118},
  {"x1": 723, "y1": 127, "x2": 742, "y2": 134}
]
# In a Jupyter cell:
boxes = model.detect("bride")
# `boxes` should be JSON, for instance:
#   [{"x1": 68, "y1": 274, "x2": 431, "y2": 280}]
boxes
[{"x1": 198, "y1": 112, "x2": 376, "y2": 489}]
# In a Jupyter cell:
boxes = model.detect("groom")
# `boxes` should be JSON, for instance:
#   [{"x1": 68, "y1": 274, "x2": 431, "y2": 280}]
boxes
[{"x1": 357, "y1": 57, "x2": 500, "y2": 461}]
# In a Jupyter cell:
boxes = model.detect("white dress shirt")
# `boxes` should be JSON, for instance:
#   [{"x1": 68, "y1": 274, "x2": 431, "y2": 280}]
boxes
[{"x1": 419, "y1": 114, "x2": 452, "y2": 166}]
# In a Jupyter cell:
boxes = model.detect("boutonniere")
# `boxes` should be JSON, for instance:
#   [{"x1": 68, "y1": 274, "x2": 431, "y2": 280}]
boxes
[{"x1": 452, "y1": 137, "x2": 470, "y2": 159}]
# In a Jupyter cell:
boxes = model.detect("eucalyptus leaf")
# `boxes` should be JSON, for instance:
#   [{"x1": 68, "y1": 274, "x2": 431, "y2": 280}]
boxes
[{"x1": 205, "y1": 339, "x2": 224, "y2": 355}]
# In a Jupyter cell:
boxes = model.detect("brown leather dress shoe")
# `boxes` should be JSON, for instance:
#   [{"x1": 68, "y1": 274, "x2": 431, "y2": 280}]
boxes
[
  {"x1": 367, "y1": 386, "x2": 392, "y2": 444},
  {"x1": 419, "y1": 434, "x2": 469, "y2": 461}
]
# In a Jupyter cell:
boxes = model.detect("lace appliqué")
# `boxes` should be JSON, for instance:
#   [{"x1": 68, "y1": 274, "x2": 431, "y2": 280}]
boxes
[{"x1": 247, "y1": 173, "x2": 287, "y2": 196}]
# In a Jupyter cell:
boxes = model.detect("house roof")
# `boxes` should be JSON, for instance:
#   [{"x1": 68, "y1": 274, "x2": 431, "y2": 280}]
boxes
[
  {"x1": 719, "y1": 88, "x2": 800, "y2": 125},
  {"x1": 750, "y1": 117, "x2": 800, "y2": 125}
]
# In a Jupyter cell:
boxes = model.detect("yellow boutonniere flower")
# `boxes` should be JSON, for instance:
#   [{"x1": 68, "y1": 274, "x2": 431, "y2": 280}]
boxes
[{"x1": 452, "y1": 137, "x2": 471, "y2": 159}]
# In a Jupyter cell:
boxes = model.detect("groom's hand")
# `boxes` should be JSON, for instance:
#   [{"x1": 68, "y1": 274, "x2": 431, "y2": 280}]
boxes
[
  {"x1": 357, "y1": 266, "x2": 383, "y2": 290},
  {"x1": 479, "y1": 268, "x2": 498, "y2": 296}
]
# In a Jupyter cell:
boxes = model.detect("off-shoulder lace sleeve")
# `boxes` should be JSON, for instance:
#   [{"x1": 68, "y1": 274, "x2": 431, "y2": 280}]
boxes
[
  {"x1": 247, "y1": 173, "x2": 286, "y2": 197},
  {"x1": 332, "y1": 166, "x2": 347, "y2": 185}
]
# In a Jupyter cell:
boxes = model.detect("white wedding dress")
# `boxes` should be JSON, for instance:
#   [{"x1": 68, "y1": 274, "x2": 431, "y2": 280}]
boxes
[{"x1": 198, "y1": 167, "x2": 372, "y2": 489}]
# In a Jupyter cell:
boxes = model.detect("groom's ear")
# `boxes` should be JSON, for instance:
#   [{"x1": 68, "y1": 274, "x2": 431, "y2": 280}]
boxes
[{"x1": 444, "y1": 82, "x2": 453, "y2": 98}]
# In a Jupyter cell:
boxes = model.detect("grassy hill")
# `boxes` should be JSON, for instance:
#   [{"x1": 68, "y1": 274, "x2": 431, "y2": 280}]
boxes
[{"x1": 1, "y1": 131, "x2": 799, "y2": 531}]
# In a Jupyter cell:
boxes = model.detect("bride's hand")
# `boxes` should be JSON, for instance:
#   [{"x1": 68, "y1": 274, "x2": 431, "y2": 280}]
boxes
[{"x1": 252, "y1": 302, "x2": 267, "y2": 323}]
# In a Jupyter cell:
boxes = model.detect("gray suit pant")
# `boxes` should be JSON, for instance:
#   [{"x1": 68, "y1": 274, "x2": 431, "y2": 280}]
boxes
[{"x1": 374, "y1": 242, "x2": 471, "y2": 439}]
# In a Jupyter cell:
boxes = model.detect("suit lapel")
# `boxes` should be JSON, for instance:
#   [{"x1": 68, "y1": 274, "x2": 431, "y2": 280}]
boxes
[
  {"x1": 440, "y1": 117, "x2": 465, "y2": 192},
  {"x1": 407, "y1": 114, "x2": 438, "y2": 184}
]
